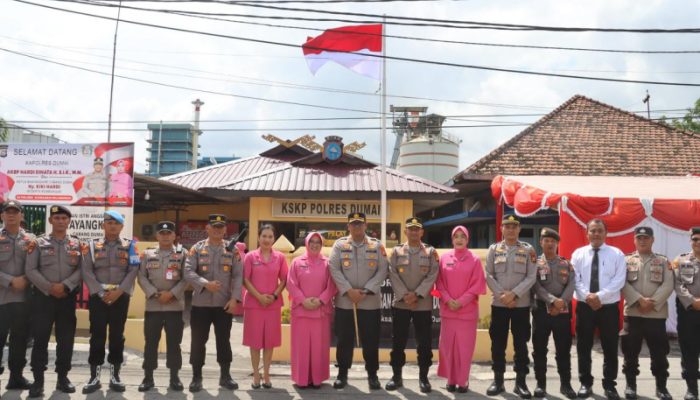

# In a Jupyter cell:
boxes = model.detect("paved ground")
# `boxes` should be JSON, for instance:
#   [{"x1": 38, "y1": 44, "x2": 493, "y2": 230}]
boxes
[{"x1": 0, "y1": 315, "x2": 690, "y2": 400}]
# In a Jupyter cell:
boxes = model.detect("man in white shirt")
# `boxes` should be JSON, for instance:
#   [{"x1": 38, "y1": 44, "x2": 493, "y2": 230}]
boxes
[{"x1": 571, "y1": 219, "x2": 626, "y2": 400}]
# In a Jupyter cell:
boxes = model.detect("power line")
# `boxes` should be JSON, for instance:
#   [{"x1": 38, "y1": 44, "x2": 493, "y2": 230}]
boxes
[
  {"x1": 83, "y1": 0, "x2": 700, "y2": 33},
  {"x1": 14, "y1": 1, "x2": 700, "y2": 87},
  {"x1": 62, "y1": 0, "x2": 700, "y2": 53}
]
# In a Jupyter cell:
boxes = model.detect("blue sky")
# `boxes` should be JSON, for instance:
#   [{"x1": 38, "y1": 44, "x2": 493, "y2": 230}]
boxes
[{"x1": 1, "y1": 0, "x2": 699, "y2": 173}]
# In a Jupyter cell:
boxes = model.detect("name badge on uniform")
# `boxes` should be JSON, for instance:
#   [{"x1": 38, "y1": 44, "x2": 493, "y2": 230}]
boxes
[
  {"x1": 367, "y1": 253, "x2": 377, "y2": 260},
  {"x1": 495, "y1": 255, "x2": 507, "y2": 264},
  {"x1": 299, "y1": 263, "x2": 309, "y2": 269},
  {"x1": 147, "y1": 261, "x2": 160, "y2": 269},
  {"x1": 342, "y1": 253, "x2": 351, "y2": 259},
  {"x1": 514, "y1": 253, "x2": 527, "y2": 264}
]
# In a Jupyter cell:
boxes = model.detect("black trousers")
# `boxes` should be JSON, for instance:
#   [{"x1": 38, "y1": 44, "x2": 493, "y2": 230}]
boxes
[
  {"x1": 88, "y1": 294, "x2": 130, "y2": 366},
  {"x1": 30, "y1": 292, "x2": 77, "y2": 375},
  {"x1": 143, "y1": 311, "x2": 184, "y2": 371},
  {"x1": 0, "y1": 301, "x2": 29, "y2": 375},
  {"x1": 576, "y1": 302, "x2": 620, "y2": 389},
  {"x1": 335, "y1": 308, "x2": 380, "y2": 375},
  {"x1": 490, "y1": 306, "x2": 531, "y2": 375},
  {"x1": 389, "y1": 308, "x2": 432, "y2": 374},
  {"x1": 677, "y1": 299, "x2": 700, "y2": 381},
  {"x1": 189, "y1": 306, "x2": 232, "y2": 368},
  {"x1": 620, "y1": 316, "x2": 669, "y2": 383},
  {"x1": 532, "y1": 301, "x2": 572, "y2": 385}
]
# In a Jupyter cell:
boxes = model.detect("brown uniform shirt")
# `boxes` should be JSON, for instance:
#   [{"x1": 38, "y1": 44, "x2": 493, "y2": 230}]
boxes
[
  {"x1": 81, "y1": 237, "x2": 139, "y2": 296},
  {"x1": 674, "y1": 252, "x2": 700, "y2": 310},
  {"x1": 486, "y1": 240, "x2": 537, "y2": 308},
  {"x1": 532, "y1": 254, "x2": 575, "y2": 310},
  {"x1": 329, "y1": 235, "x2": 388, "y2": 311},
  {"x1": 25, "y1": 234, "x2": 84, "y2": 296},
  {"x1": 0, "y1": 228, "x2": 36, "y2": 305},
  {"x1": 184, "y1": 239, "x2": 243, "y2": 308},
  {"x1": 138, "y1": 246, "x2": 188, "y2": 312},
  {"x1": 388, "y1": 242, "x2": 439, "y2": 311},
  {"x1": 622, "y1": 252, "x2": 674, "y2": 319}
]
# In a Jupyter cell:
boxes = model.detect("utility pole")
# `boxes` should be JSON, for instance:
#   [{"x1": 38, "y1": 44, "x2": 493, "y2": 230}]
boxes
[{"x1": 643, "y1": 90, "x2": 651, "y2": 120}]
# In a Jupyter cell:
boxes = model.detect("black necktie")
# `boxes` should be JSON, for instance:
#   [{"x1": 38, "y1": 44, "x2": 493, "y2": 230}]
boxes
[{"x1": 590, "y1": 248, "x2": 600, "y2": 293}]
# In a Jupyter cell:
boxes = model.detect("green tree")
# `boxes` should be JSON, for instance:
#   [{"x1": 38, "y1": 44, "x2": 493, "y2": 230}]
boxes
[{"x1": 660, "y1": 98, "x2": 700, "y2": 133}]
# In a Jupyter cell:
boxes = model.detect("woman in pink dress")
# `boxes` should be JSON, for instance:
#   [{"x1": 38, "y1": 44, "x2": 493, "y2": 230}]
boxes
[
  {"x1": 243, "y1": 224, "x2": 288, "y2": 389},
  {"x1": 287, "y1": 232, "x2": 337, "y2": 389},
  {"x1": 436, "y1": 225, "x2": 487, "y2": 393}
]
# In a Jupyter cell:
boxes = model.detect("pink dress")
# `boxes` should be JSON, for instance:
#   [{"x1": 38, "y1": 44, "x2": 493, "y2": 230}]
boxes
[
  {"x1": 242, "y1": 249, "x2": 288, "y2": 349},
  {"x1": 436, "y1": 248, "x2": 487, "y2": 387},
  {"x1": 109, "y1": 172, "x2": 133, "y2": 198},
  {"x1": 287, "y1": 237, "x2": 337, "y2": 386}
]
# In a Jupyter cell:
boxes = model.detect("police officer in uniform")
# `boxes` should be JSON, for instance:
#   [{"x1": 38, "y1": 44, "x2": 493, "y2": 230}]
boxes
[
  {"x1": 0, "y1": 200, "x2": 35, "y2": 392},
  {"x1": 81, "y1": 210, "x2": 140, "y2": 393},
  {"x1": 25, "y1": 205, "x2": 84, "y2": 397},
  {"x1": 620, "y1": 227, "x2": 674, "y2": 400},
  {"x1": 184, "y1": 214, "x2": 242, "y2": 393},
  {"x1": 485, "y1": 215, "x2": 537, "y2": 399},
  {"x1": 531, "y1": 228, "x2": 576, "y2": 399},
  {"x1": 386, "y1": 217, "x2": 439, "y2": 393},
  {"x1": 329, "y1": 212, "x2": 389, "y2": 390},
  {"x1": 137, "y1": 221, "x2": 188, "y2": 392},
  {"x1": 674, "y1": 227, "x2": 700, "y2": 400},
  {"x1": 77, "y1": 157, "x2": 108, "y2": 198}
]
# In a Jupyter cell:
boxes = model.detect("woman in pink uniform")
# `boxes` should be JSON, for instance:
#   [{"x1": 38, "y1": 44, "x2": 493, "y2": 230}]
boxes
[
  {"x1": 436, "y1": 225, "x2": 487, "y2": 393},
  {"x1": 243, "y1": 224, "x2": 288, "y2": 389},
  {"x1": 287, "y1": 232, "x2": 337, "y2": 389}
]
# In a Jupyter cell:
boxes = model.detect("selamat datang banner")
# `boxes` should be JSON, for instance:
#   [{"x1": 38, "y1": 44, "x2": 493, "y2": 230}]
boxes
[{"x1": 0, "y1": 142, "x2": 135, "y2": 239}]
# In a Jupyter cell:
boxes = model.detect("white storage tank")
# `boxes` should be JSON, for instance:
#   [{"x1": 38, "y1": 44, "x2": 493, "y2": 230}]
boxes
[{"x1": 391, "y1": 108, "x2": 460, "y2": 184}]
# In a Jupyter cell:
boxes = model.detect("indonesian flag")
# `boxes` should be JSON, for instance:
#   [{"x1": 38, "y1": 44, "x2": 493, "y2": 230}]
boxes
[{"x1": 302, "y1": 24, "x2": 383, "y2": 80}]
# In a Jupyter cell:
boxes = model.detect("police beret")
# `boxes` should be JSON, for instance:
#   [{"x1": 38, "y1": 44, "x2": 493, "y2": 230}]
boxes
[
  {"x1": 690, "y1": 227, "x2": 700, "y2": 236},
  {"x1": 348, "y1": 212, "x2": 366, "y2": 223},
  {"x1": 49, "y1": 205, "x2": 71, "y2": 218},
  {"x1": 540, "y1": 227, "x2": 560, "y2": 241},
  {"x1": 2, "y1": 200, "x2": 23, "y2": 212},
  {"x1": 634, "y1": 226, "x2": 654, "y2": 237},
  {"x1": 405, "y1": 217, "x2": 423, "y2": 228},
  {"x1": 94, "y1": 157, "x2": 104, "y2": 165},
  {"x1": 104, "y1": 210, "x2": 125, "y2": 224},
  {"x1": 157, "y1": 221, "x2": 175, "y2": 233},
  {"x1": 502, "y1": 214, "x2": 520, "y2": 225},
  {"x1": 209, "y1": 214, "x2": 227, "y2": 226}
]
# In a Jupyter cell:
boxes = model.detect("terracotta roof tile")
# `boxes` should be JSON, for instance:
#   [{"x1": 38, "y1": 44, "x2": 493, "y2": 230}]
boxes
[{"x1": 457, "y1": 95, "x2": 700, "y2": 180}]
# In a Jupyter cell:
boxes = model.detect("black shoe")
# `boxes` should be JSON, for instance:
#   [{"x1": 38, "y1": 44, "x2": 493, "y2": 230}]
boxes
[
  {"x1": 534, "y1": 386, "x2": 547, "y2": 398},
  {"x1": 447, "y1": 384, "x2": 457, "y2": 392},
  {"x1": 138, "y1": 377, "x2": 154, "y2": 392},
  {"x1": 333, "y1": 375, "x2": 347, "y2": 389},
  {"x1": 56, "y1": 374, "x2": 75, "y2": 393},
  {"x1": 625, "y1": 385, "x2": 638, "y2": 400},
  {"x1": 251, "y1": 382, "x2": 261, "y2": 389},
  {"x1": 487, "y1": 380, "x2": 505, "y2": 396},
  {"x1": 6, "y1": 375, "x2": 31, "y2": 390},
  {"x1": 169, "y1": 375, "x2": 184, "y2": 392},
  {"x1": 219, "y1": 375, "x2": 238, "y2": 390},
  {"x1": 561, "y1": 383, "x2": 578, "y2": 399},
  {"x1": 28, "y1": 381, "x2": 44, "y2": 398},
  {"x1": 419, "y1": 377, "x2": 432, "y2": 393},
  {"x1": 108, "y1": 364, "x2": 125, "y2": 392},
  {"x1": 605, "y1": 387, "x2": 621, "y2": 400},
  {"x1": 368, "y1": 375, "x2": 381, "y2": 390},
  {"x1": 515, "y1": 381, "x2": 532, "y2": 399},
  {"x1": 685, "y1": 391, "x2": 699, "y2": 400},
  {"x1": 262, "y1": 382, "x2": 272, "y2": 389},
  {"x1": 82, "y1": 365, "x2": 101, "y2": 394},
  {"x1": 656, "y1": 387, "x2": 673, "y2": 400},
  {"x1": 578, "y1": 385, "x2": 593, "y2": 398},
  {"x1": 311, "y1": 384, "x2": 321, "y2": 389},
  {"x1": 385, "y1": 376, "x2": 402, "y2": 391},
  {"x1": 457, "y1": 386, "x2": 469, "y2": 393},
  {"x1": 189, "y1": 376, "x2": 203, "y2": 393}
]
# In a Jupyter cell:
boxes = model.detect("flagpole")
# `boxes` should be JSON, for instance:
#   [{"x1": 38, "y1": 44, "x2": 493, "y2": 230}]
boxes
[{"x1": 380, "y1": 17, "x2": 387, "y2": 244}]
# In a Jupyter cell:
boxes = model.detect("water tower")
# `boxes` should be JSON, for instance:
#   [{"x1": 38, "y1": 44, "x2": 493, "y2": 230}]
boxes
[{"x1": 390, "y1": 106, "x2": 460, "y2": 184}]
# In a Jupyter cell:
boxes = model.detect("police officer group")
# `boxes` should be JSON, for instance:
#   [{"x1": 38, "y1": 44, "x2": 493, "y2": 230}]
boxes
[{"x1": 0, "y1": 201, "x2": 699, "y2": 400}]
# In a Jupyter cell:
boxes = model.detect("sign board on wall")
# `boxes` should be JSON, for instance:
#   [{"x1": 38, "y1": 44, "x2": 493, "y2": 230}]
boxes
[
  {"x1": 272, "y1": 199, "x2": 385, "y2": 219},
  {"x1": 0, "y1": 142, "x2": 135, "y2": 239}
]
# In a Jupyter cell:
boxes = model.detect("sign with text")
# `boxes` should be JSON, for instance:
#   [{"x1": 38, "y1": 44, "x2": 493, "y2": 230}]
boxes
[
  {"x1": 0, "y1": 142, "x2": 134, "y2": 207},
  {"x1": 178, "y1": 221, "x2": 240, "y2": 248},
  {"x1": 46, "y1": 206, "x2": 134, "y2": 242},
  {"x1": 272, "y1": 199, "x2": 385, "y2": 219}
]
